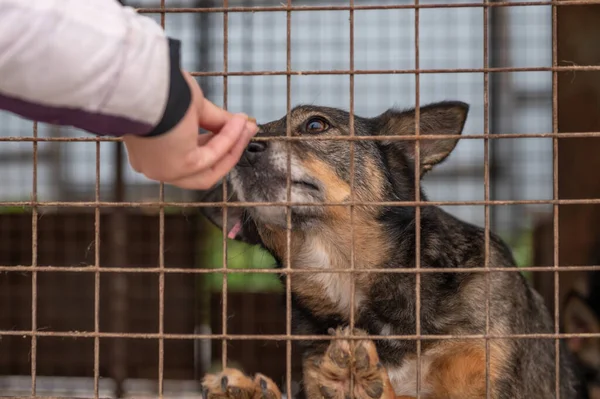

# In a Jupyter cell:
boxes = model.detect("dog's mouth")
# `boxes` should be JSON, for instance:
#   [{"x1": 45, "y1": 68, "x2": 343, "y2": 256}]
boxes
[
  {"x1": 228, "y1": 220, "x2": 243, "y2": 239},
  {"x1": 225, "y1": 179, "x2": 321, "y2": 239}
]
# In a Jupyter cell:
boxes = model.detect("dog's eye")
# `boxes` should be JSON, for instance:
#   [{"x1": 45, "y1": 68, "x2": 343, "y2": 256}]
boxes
[{"x1": 305, "y1": 117, "x2": 329, "y2": 133}]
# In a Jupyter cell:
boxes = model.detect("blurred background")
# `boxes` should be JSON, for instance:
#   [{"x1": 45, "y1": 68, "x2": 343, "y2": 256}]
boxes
[{"x1": 2, "y1": 0, "x2": 600, "y2": 398}]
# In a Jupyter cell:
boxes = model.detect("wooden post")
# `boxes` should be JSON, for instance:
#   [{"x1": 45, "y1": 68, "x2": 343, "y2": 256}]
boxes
[{"x1": 534, "y1": 2, "x2": 600, "y2": 319}]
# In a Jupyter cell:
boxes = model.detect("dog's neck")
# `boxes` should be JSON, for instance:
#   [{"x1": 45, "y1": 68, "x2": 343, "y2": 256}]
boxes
[{"x1": 257, "y1": 215, "x2": 391, "y2": 318}]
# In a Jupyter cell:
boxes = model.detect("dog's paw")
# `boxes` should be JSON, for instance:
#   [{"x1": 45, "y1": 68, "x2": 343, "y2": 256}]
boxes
[
  {"x1": 305, "y1": 327, "x2": 395, "y2": 399},
  {"x1": 201, "y1": 368, "x2": 281, "y2": 399}
]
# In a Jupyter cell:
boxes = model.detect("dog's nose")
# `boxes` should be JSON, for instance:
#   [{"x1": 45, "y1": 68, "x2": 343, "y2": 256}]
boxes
[
  {"x1": 247, "y1": 141, "x2": 267, "y2": 154},
  {"x1": 239, "y1": 141, "x2": 268, "y2": 166}
]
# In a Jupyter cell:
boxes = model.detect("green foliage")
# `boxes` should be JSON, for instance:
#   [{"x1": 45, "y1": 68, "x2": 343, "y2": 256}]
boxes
[
  {"x1": 500, "y1": 229, "x2": 534, "y2": 281},
  {"x1": 0, "y1": 205, "x2": 31, "y2": 214},
  {"x1": 198, "y1": 218, "x2": 281, "y2": 292}
]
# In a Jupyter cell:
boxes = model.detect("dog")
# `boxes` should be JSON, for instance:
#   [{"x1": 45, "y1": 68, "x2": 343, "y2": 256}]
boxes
[{"x1": 198, "y1": 101, "x2": 582, "y2": 398}]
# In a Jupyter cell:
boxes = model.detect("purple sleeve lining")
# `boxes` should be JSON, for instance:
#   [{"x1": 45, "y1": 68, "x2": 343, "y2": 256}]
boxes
[{"x1": 0, "y1": 91, "x2": 152, "y2": 137}]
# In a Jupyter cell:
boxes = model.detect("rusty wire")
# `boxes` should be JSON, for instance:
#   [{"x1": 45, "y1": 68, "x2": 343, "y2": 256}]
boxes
[
  {"x1": 0, "y1": 198, "x2": 599, "y2": 207},
  {"x1": 158, "y1": 3, "x2": 166, "y2": 397},
  {"x1": 285, "y1": 0, "x2": 293, "y2": 397},
  {"x1": 30, "y1": 122, "x2": 38, "y2": 396},
  {"x1": 5, "y1": 130, "x2": 600, "y2": 143},
  {"x1": 552, "y1": 1, "x2": 561, "y2": 397},
  {"x1": 3, "y1": 329, "x2": 600, "y2": 341},
  {"x1": 221, "y1": 0, "x2": 230, "y2": 375},
  {"x1": 483, "y1": 0, "x2": 491, "y2": 398},
  {"x1": 134, "y1": 0, "x2": 600, "y2": 13},
  {"x1": 93, "y1": 116, "x2": 101, "y2": 398},
  {"x1": 0, "y1": 1, "x2": 593, "y2": 399},
  {"x1": 348, "y1": 0, "x2": 357, "y2": 395},
  {"x1": 1, "y1": 264, "x2": 600, "y2": 274},
  {"x1": 413, "y1": 0, "x2": 422, "y2": 397}
]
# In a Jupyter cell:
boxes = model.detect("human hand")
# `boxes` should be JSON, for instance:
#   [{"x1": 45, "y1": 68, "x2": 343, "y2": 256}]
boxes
[{"x1": 122, "y1": 71, "x2": 258, "y2": 190}]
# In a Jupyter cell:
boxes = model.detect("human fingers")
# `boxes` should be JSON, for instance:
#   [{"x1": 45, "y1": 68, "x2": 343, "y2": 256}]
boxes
[
  {"x1": 183, "y1": 113, "x2": 250, "y2": 173},
  {"x1": 182, "y1": 71, "x2": 235, "y2": 132},
  {"x1": 122, "y1": 140, "x2": 142, "y2": 173},
  {"x1": 168, "y1": 125, "x2": 252, "y2": 190},
  {"x1": 197, "y1": 98, "x2": 237, "y2": 133},
  {"x1": 197, "y1": 132, "x2": 215, "y2": 146}
]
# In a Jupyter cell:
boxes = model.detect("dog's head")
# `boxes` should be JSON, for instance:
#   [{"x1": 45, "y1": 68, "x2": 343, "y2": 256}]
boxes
[{"x1": 200, "y1": 101, "x2": 469, "y2": 256}]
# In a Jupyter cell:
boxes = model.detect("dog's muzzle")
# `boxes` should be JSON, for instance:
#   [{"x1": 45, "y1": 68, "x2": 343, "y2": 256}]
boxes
[{"x1": 238, "y1": 141, "x2": 268, "y2": 167}]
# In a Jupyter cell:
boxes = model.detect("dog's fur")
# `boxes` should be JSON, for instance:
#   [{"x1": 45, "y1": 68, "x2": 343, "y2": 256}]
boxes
[{"x1": 198, "y1": 101, "x2": 581, "y2": 399}]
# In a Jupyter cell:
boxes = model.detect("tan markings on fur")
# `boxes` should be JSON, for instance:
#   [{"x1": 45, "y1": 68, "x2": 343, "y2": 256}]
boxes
[
  {"x1": 301, "y1": 155, "x2": 351, "y2": 219},
  {"x1": 428, "y1": 340, "x2": 507, "y2": 399},
  {"x1": 387, "y1": 339, "x2": 509, "y2": 399},
  {"x1": 361, "y1": 155, "x2": 386, "y2": 207}
]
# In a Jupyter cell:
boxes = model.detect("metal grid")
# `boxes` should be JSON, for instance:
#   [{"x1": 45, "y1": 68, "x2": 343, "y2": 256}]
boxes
[{"x1": 2, "y1": 1, "x2": 600, "y2": 399}]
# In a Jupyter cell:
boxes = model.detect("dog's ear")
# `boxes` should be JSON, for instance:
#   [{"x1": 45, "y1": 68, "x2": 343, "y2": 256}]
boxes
[
  {"x1": 197, "y1": 182, "x2": 262, "y2": 246},
  {"x1": 377, "y1": 101, "x2": 469, "y2": 176},
  {"x1": 564, "y1": 292, "x2": 600, "y2": 368}
]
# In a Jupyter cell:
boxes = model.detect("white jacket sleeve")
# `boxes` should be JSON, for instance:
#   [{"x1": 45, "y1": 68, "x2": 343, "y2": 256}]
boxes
[{"x1": 0, "y1": 0, "x2": 191, "y2": 137}]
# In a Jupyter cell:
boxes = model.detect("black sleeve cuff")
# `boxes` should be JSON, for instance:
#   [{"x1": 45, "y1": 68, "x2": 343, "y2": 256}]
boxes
[{"x1": 144, "y1": 38, "x2": 192, "y2": 137}]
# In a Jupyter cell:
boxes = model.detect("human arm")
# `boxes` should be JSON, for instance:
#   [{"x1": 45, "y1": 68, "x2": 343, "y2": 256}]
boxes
[{"x1": 0, "y1": 0, "x2": 257, "y2": 189}]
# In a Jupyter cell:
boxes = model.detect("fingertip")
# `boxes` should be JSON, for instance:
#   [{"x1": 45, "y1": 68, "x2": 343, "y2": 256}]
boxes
[
  {"x1": 245, "y1": 121, "x2": 259, "y2": 136},
  {"x1": 198, "y1": 99, "x2": 235, "y2": 131}
]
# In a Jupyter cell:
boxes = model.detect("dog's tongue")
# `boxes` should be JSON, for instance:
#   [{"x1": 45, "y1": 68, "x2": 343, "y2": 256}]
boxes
[{"x1": 227, "y1": 220, "x2": 242, "y2": 239}]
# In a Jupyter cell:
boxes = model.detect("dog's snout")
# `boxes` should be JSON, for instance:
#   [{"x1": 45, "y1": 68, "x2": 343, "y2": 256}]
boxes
[{"x1": 239, "y1": 141, "x2": 268, "y2": 166}]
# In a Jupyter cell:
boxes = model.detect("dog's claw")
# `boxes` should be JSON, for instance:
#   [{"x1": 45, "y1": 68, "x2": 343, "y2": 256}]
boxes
[
  {"x1": 221, "y1": 376, "x2": 229, "y2": 392},
  {"x1": 319, "y1": 385, "x2": 337, "y2": 399},
  {"x1": 365, "y1": 381, "x2": 384, "y2": 399},
  {"x1": 260, "y1": 377, "x2": 268, "y2": 391},
  {"x1": 201, "y1": 384, "x2": 209, "y2": 399},
  {"x1": 330, "y1": 346, "x2": 350, "y2": 368}
]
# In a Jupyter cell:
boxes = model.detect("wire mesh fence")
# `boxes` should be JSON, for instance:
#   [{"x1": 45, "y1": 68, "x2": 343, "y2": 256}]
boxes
[{"x1": 2, "y1": 0, "x2": 600, "y2": 398}]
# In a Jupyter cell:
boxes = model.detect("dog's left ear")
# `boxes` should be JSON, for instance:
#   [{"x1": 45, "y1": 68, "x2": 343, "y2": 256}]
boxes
[{"x1": 377, "y1": 101, "x2": 469, "y2": 176}]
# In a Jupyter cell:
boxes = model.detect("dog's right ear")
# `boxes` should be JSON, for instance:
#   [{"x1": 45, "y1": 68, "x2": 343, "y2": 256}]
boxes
[
  {"x1": 564, "y1": 292, "x2": 600, "y2": 368},
  {"x1": 197, "y1": 182, "x2": 262, "y2": 245}
]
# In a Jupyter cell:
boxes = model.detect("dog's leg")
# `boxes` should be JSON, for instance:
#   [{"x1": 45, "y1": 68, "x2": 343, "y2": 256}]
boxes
[
  {"x1": 303, "y1": 327, "x2": 397, "y2": 399},
  {"x1": 201, "y1": 367, "x2": 281, "y2": 399}
]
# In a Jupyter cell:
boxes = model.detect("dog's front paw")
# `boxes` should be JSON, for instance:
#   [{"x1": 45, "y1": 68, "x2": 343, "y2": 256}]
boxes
[
  {"x1": 201, "y1": 368, "x2": 281, "y2": 399},
  {"x1": 304, "y1": 327, "x2": 396, "y2": 399}
]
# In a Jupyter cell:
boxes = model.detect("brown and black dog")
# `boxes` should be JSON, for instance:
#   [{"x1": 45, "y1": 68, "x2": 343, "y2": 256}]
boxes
[{"x1": 199, "y1": 101, "x2": 582, "y2": 399}]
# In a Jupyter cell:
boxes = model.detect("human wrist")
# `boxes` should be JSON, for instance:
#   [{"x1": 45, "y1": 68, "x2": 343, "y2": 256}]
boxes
[{"x1": 144, "y1": 38, "x2": 192, "y2": 137}]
